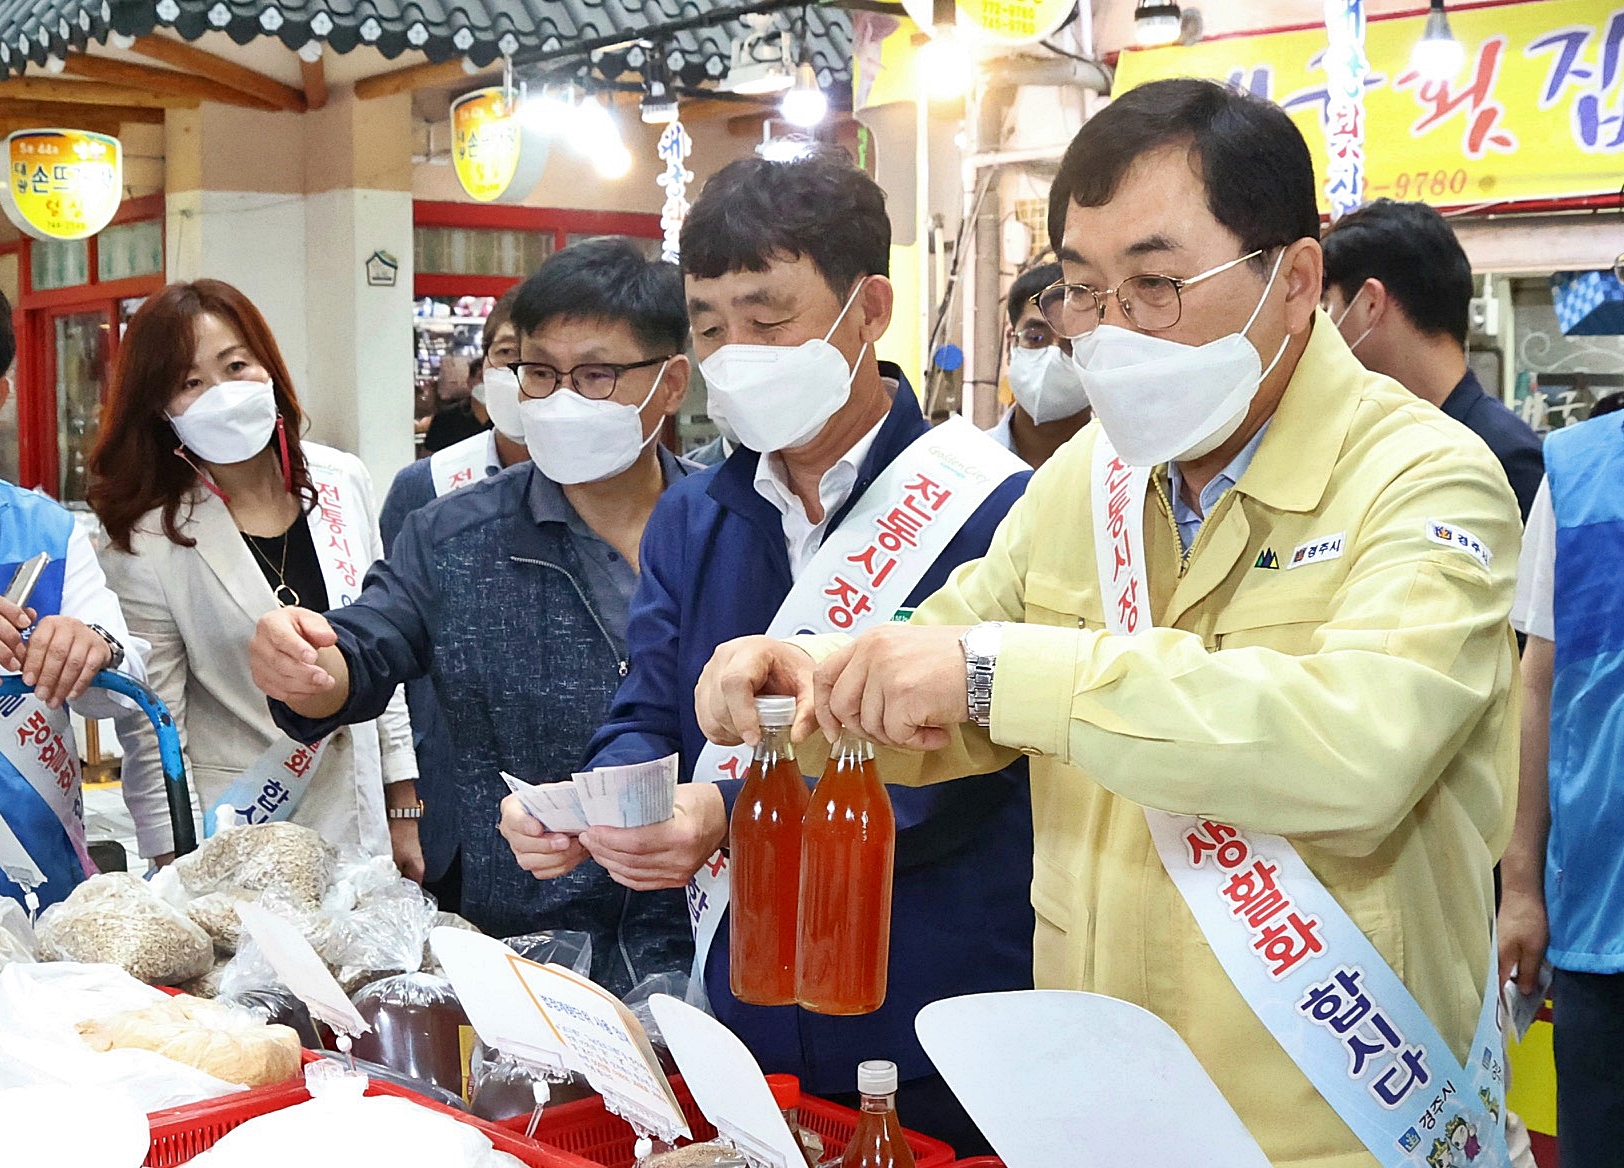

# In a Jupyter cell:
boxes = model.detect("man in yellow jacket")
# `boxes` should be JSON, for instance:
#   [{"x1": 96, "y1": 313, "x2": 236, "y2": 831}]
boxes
[{"x1": 694, "y1": 79, "x2": 1520, "y2": 1166}]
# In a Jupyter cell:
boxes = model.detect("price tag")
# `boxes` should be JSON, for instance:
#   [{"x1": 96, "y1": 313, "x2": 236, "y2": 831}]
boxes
[{"x1": 235, "y1": 902, "x2": 369, "y2": 1037}]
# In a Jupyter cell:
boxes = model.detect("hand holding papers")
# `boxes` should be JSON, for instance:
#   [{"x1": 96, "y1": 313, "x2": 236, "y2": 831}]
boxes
[{"x1": 503, "y1": 754, "x2": 679, "y2": 834}]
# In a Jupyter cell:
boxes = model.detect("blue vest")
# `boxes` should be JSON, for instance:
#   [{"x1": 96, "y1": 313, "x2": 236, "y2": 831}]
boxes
[
  {"x1": 0, "y1": 481, "x2": 81, "y2": 911},
  {"x1": 1543, "y1": 414, "x2": 1624, "y2": 973}
]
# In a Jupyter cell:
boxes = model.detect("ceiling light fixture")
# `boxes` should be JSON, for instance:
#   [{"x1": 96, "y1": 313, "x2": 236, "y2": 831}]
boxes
[
  {"x1": 640, "y1": 42, "x2": 679, "y2": 123},
  {"x1": 722, "y1": 13, "x2": 795, "y2": 95},
  {"x1": 917, "y1": 0, "x2": 972, "y2": 101},
  {"x1": 1133, "y1": 0, "x2": 1183, "y2": 47},
  {"x1": 1409, "y1": 0, "x2": 1465, "y2": 81}
]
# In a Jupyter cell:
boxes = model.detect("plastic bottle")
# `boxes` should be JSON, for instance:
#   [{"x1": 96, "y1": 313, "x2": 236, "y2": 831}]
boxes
[
  {"x1": 766, "y1": 1073, "x2": 825, "y2": 1168},
  {"x1": 730, "y1": 696, "x2": 810, "y2": 1005},
  {"x1": 839, "y1": 1061, "x2": 915, "y2": 1168},
  {"x1": 796, "y1": 731, "x2": 895, "y2": 1015}
]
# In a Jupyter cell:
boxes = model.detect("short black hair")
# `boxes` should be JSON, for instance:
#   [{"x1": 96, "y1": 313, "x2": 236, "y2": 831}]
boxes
[
  {"x1": 1008, "y1": 262, "x2": 1063, "y2": 327},
  {"x1": 510, "y1": 236, "x2": 688, "y2": 355},
  {"x1": 1048, "y1": 78, "x2": 1320, "y2": 267},
  {"x1": 1321, "y1": 199, "x2": 1473, "y2": 346},
  {"x1": 680, "y1": 150, "x2": 890, "y2": 299},
  {"x1": 0, "y1": 287, "x2": 14, "y2": 373}
]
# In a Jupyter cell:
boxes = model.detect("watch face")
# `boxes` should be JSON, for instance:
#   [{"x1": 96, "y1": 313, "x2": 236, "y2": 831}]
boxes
[{"x1": 965, "y1": 625, "x2": 998, "y2": 658}]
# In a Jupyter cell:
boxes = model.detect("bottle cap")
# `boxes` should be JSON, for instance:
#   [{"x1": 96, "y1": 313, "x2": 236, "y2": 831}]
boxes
[
  {"x1": 755, "y1": 695, "x2": 797, "y2": 728},
  {"x1": 856, "y1": 1060, "x2": 897, "y2": 1095},
  {"x1": 765, "y1": 1073, "x2": 801, "y2": 1110}
]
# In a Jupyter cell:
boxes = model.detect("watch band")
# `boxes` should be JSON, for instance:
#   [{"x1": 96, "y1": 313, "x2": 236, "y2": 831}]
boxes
[
  {"x1": 386, "y1": 801, "x2": 425, "y2": 820},
  {"x1": 961, "y1": 622, "x2": 1003, "y2": 730},
  {"x1": 85, "y1": 623, "x2": 125, "y2": 671}
]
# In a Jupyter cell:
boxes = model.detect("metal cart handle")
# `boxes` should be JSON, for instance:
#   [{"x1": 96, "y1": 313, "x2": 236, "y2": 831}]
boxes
[{"x1": 0, "y1": 670, "x2": 197, "y2": 857}]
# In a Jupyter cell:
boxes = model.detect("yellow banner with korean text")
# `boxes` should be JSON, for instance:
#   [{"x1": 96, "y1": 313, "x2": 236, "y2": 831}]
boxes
[{"x1": 1113, "y1": 0, "x2": 1624, "y2": 211}]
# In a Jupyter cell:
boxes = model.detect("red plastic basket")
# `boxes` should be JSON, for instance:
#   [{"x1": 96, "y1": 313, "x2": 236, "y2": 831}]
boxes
[
  {"x1": 505, "y1": 1075, "x2": 956, "y2": 1168},
  {"x1": 144, "y1": 1056, "x2": 591, "y2": 1168}
]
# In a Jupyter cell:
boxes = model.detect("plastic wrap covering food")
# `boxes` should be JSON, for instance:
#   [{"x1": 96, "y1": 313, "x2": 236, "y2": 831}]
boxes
[
  {"x1": 467, "y1": 1040, "x2": 594, "y2": 1122},
  {"x1": 36, "y1": 873, "x2": 214, "y2": 984},
  {"x1": 185, "y1": 1061, "x2": 528, "y2": 1168},
  {"x1": 500, "y1": 930, "x2": 593, "y2": 977},
  {"x1": 219, "y1": 987, "x2": 323, "y2": 1050},
  {"x1": 623, "y1": 972, "x2": 689, "y2": 1076},
  {"x1": 187, "y1": 891, "x2": 256, "y2": 956},
  {"x1": 179, "y1": 959, "x2": 231, "y2": 999},
  {"x1": 174, "y1": 823, "x2": 337, "y2": 909},
  {"x1": 76, "y1": 993, "x2": 301, "y2": 1088},
  {"x1": 350, "y1": 972, "x2": 471, "y2": 1098},
  {"x1": 637, "y1": 1141, "x2": 751, "y2": 1167},
  {"x1": 0, "y1": 899, "x2": 35, "y2": 969}
]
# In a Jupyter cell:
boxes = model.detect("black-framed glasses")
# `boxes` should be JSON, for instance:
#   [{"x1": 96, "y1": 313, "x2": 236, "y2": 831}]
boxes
[
  {"x1": 1034, "y1": 249, "x2": 1265, "y2": 339},
  {"x1": 508, "y1": 355, "x2": 672, "y2": 401}
]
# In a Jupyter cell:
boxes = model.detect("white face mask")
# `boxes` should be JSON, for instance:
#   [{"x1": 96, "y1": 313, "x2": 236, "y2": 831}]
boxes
[
  {"x1": 478, "y1": 366, "x2": 526, "y2": 441},
  {"x1": 519, "y1": 362, "x2": 668, "y2": 485},
  {"x1": 1070, "y1": 250, "x2": 1290, "y2": 467},
  {"x1": 1007, "y1": 344, "x2": 1089, "y2": 425},
  {"x1": 698, "y1": 280, "x2": 869, "y2": 453},
  {"x1": 167, "y1": 379, "x2": 279, "y2": 465},
  {"x1": 1333, "y1": 300, "x2": 1374, "y2": 355}
]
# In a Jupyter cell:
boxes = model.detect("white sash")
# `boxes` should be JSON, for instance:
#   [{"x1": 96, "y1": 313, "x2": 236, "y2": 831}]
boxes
[
  {"x1": 1088, "y1": 433, "x2": 1508, "y2": 1166},
  {"x1": 0, "y1": 693, "x2": 89, "y2": 880},
  {"x1": 686, "y1": 417, "x2": 1026, "y2": 993},
  {"x1": 429, "y1": 432, "x2": 497, "y2": 498},
  {"x1": 205, "y1": 459, "x2": 368, "y2": 835}
]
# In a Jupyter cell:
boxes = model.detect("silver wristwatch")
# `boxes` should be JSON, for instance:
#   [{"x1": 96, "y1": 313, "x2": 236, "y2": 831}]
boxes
[{"x1": 960, "y1": 622, "x2": 1004, "y2": 729}]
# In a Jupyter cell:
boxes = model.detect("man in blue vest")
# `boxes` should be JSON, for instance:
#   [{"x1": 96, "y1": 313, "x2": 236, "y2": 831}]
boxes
[
  {"x1": 497, "y1": 153, "x2": 1034, "y2": 1154},
  {"x1": 0, "y1": 289, "x2": 147, "y2": 911},
  {"x1": 1503, "y1": 413, "x2": 1624, "y2": 1168}
]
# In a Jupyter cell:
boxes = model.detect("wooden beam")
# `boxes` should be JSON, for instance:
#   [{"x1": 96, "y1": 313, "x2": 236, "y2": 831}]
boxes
[
  {"x1": 300, "y1": 54, "x2": 327, "y2": 112},
  {"x1": 130, "y1": 35, "x2": 306, "y2": 114},
  {"x1": 61, "y1": 54, "x2": 276, "y2": 111},
  {"x1": 0, "y1": 77, "x2": 199, "y2": 110},
  {"x1": 356, "y1": 57, "x2": 494, "y2": 101},
  {"x1": 0, "y1": 100, "x2": 167, "y2": 129}
]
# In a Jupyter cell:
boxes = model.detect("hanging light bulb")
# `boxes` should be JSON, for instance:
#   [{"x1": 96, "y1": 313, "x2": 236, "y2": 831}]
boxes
[
  {"x1": 522, "y1": 84, "x2": 573, "y2": 135},
  {"x1": 569, "y1": 92, "x2": 617, "y2": 155},
  {"x1": 1409, "y1": 0, "x2": 1465, "y2": 81},
  {"x1": 781, "y1": 62, "x2": 828, "y2": 127},
  {"x1": 596, "y1": 142, "x2": 635, "y2": 179},
  {"x1": 1133, "y1": 0, "x2": 1183, "y2": 46},
  {"x1": 917, "y1": 23, "x2": 972, "y2": 100}
]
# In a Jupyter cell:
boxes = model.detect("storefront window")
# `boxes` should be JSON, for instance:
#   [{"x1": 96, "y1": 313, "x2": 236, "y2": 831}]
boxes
[
  {"x1": 414, "y1": 225, "x2": 553, "y2": 277},
  {"x1": 97, "y1": 220, "x2": 164, "y2": 282},
  {"x1": 1512, "y1": 278, "x2": 1624, "y2": 431},
  {"x1": 31, "y1": 238, "x2": 90, "y2": 291},
  {"x1": 54, "y1": 310, "x2": 108, "y2": 502}
]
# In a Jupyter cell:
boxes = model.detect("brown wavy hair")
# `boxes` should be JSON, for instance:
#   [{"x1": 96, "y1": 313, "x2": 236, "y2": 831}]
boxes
[{"x1": 88, "y1": 280, "x2": 315, "y2": 552}]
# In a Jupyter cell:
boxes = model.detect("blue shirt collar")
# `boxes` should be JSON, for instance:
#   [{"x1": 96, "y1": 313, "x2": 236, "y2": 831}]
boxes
[{"x1": 1167, "y1": 422, "x2": 1271, "y2": 551}]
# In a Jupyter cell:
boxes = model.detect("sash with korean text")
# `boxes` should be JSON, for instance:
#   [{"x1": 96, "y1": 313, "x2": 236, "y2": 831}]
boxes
[
  {"x1": 686, "y1": 417, "x2": 1026, "y2": 996},
  {"x1": 430, "y1": 431, "x2": 498, "y2": 498},
  {"x1": 1089, "y1": 432, "x2": 1508, "y2": 1167},
  {"x1": 205, "y1": 458, "x2": 369, "y2": 835},
  {"x1": 0, "y1": 691, "x2": 90, "y2": 906}
]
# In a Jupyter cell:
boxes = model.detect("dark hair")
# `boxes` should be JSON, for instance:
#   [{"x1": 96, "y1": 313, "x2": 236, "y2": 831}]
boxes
[
  {"x1": 0, "y1": 288, "x2": 14, "y2": 373},
  {"x1": 1048, "y1": 78, "x2": 1320, "y2": 266},
  {"x1": 681, "y1": 151, "x2": 890, "y2": 298},
  {"x1": 1321, "y1": 199, "x2": 1473, "y2": 346},
  {"x1": 481, "y1": 286, "x2": 521, "y2": 360},
  {"x1": 89, "y1": 279, "x2": 315, "y2": 552},
  {"x1": 510, "y1": 236, "x2": 688, "y2": 356},
  {"x1": 1008, "y1": 262, "x2": 1063, "y2": 326}
]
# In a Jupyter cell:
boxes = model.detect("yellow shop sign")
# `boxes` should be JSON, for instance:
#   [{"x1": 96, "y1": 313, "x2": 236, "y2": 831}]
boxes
[
  {"x1": 1115, "y1": 0, "x2": 1624, "y2": 211},
  {"x1": 450, "y1": 87, "x2": 547, "y2": 204},
  {"x1": 1, "y1": 129, "x2": 121, "y2": 241}
]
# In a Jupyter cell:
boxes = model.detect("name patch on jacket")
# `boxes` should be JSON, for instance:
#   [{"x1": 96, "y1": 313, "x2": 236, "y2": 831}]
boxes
[
  {"x1": 1287, "y1": 533, "x2": 1346, "y2": 570},
  {"x1": 1426, "y1": 520, "x2": 1492, "y2": 569}
]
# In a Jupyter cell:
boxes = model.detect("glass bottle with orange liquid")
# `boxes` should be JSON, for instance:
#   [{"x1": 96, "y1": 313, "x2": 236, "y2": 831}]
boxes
[
  {"x1": 795, "y1": 730, "x2": 895, "y2": 1015},
  {"x1": 839, "y1": 1060, "x2": 916, "y2": 1168},
  {"x1": 729, "y1": 695, "x2": 809, "y2": 1005}
]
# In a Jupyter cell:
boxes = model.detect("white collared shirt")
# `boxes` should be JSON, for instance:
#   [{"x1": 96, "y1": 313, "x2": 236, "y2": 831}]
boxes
[{"x1": 754, "y1": 417, "x2": 886, "y2": 580}]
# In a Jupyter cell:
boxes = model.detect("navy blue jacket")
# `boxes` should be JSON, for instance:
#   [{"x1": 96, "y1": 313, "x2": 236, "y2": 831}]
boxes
[
  {"x1": 1441, "y1": 369, "x2": 1544, "y2": 521},
  {"x1": 272, "y1": 458, "x2": 694, "y2": 995},
  {"x1": 378, "y1": 455, "x2": 479, "y2": 883},
  {"x1": 585, "y1": 369, "x2": 1036, "y2": 1094}
]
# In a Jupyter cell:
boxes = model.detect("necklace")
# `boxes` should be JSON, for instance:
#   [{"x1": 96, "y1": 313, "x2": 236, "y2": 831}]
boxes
[{"x1": 244, "y1": 527, "x2": 300, "y2": 608}]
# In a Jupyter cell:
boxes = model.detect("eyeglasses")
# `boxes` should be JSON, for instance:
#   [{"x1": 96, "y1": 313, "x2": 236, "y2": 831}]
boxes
[
  {"x1": 1034, "y1": 249, "x2": 1266, "y2": 339},
  {"x1": 1011, "y1": 324, "x2": 1058, "y2": 351},
  {"x1": 508, "y1": 355, "x2": 672, "y2": 401}
]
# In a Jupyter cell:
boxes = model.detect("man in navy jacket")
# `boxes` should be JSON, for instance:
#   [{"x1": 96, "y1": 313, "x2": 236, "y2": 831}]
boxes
[{"x1": 499, "y1": 154, "x2": 1034, "y2": 1154}]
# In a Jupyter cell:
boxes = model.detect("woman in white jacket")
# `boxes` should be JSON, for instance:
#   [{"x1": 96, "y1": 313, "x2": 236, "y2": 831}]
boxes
[{"x1": 87, "y1": 279, "x2": 418, "y2": 871}]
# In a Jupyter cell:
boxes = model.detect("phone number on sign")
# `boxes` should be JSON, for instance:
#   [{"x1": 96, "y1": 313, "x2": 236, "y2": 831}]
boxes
[{"x1": 1379, "y1": 169, "x2": 1470, "y2": 201}]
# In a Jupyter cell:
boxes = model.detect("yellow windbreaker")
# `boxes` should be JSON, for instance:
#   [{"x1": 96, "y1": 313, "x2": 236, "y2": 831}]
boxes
[{"x1": 801, "y1": 315, "x2": 1521, "y2": 1166}]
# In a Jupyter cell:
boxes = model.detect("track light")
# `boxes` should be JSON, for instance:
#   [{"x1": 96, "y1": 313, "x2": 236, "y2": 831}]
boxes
[{"x1": 1133, "y1": 0, "x2": 1182, "y2": 46}]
